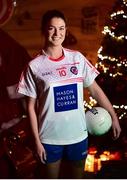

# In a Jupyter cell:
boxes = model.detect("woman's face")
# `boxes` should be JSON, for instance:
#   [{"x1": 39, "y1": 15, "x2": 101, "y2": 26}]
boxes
[{"x1": 45, "y1": 17, "x2": 66, "y2": 47}]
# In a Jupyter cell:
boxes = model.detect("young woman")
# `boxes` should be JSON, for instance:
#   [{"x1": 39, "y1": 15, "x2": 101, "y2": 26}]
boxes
[{"x1": 17, "y1": 9, "x2": 121, "y2": 178}]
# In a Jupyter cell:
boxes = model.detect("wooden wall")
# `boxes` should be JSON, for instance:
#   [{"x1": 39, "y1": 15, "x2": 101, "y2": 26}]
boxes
[{"x1": 1, "y1": 0, "x2": 116, "y2": 64}]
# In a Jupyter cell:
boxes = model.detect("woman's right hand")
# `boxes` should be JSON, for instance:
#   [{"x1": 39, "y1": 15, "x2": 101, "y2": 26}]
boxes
[{"x1": 36, "y1": 141, "x2": 47, "y2": 164}]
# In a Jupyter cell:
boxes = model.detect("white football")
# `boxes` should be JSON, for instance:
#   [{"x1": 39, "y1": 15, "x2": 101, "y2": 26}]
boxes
[{"x1": 85, "y1": 107, "x2": 112, "y2": 136}]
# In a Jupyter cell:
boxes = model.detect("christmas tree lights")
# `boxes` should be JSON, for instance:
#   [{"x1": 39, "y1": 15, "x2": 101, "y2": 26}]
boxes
[{"x1": 85, "y1": 0, "x2": 127, "y2": 121}]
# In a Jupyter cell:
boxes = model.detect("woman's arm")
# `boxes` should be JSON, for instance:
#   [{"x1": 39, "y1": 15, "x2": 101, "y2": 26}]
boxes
[
  {"x1": 87, "y1": 80, "x2": 121, "y2": 139},
  {"x1": 27, "y1": 97, "x2": 46, "y2": 163}
]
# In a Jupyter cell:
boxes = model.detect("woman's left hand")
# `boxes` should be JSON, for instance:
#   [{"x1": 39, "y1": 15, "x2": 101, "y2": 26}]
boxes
[{"x1": 112, "y1": 119, "x2": 121, "y2": 140}]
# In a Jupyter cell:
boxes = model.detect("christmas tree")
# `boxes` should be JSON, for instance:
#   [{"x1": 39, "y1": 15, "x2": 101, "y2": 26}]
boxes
[
  {"x1": 94, "y1": 0, "x2": 127, "y2": 121},
  {"x1": 84, "y1": 0, "x2": 127, "y2": 151}
]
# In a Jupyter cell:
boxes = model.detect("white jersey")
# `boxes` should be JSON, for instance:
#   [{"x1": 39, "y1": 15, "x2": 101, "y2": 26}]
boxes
[{"x1": 18, "y1": 48, "x2": 99, "y2": 145}]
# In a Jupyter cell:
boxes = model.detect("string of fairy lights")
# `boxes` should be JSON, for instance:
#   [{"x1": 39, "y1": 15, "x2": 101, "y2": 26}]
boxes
[
  {"x1": 110, "y1": 10, "x2": 127, "y2": 19},
  {"x1": 84, "y1": 97, "x2": 127, "y2": 120},
  {"x1": 96, "y1": 0, "x2": 127, "y2": 76},
  {"x1": 96, "y1": 46, "x2": 127, "y2": 77},
  {"x1": 96, "y1": 1, "x2": 127, "y2": 75},
  {"x1": 97, "y1": 0, "x2": 127, "y2": 73},
  {"x1": 84, "y1": 0, "x2": 127, "y2": 119},
  {"x1": 102, "y1": 26, "x2": 127, "y2": 40}
]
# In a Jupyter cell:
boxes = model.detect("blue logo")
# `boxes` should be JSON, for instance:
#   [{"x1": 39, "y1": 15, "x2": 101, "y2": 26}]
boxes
[{"x1": 54, "y1": 84, "x2": 78, "y2": 112}]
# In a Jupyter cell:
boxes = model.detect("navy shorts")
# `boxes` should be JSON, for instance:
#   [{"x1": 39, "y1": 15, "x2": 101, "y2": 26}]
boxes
[{"x1": 42, "y1": 138, "x2": 88, "y2": 163}]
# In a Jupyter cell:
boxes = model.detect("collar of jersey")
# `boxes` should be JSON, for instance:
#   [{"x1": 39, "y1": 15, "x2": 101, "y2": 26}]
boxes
[{"x1": 42, "y1": 48, "x2": 65, "y2": 62}]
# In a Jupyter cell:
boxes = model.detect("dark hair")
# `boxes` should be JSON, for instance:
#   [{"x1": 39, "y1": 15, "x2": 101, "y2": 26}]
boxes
[{"x1": 41, "y1": 9, "x2": 66, "y2": 33}]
